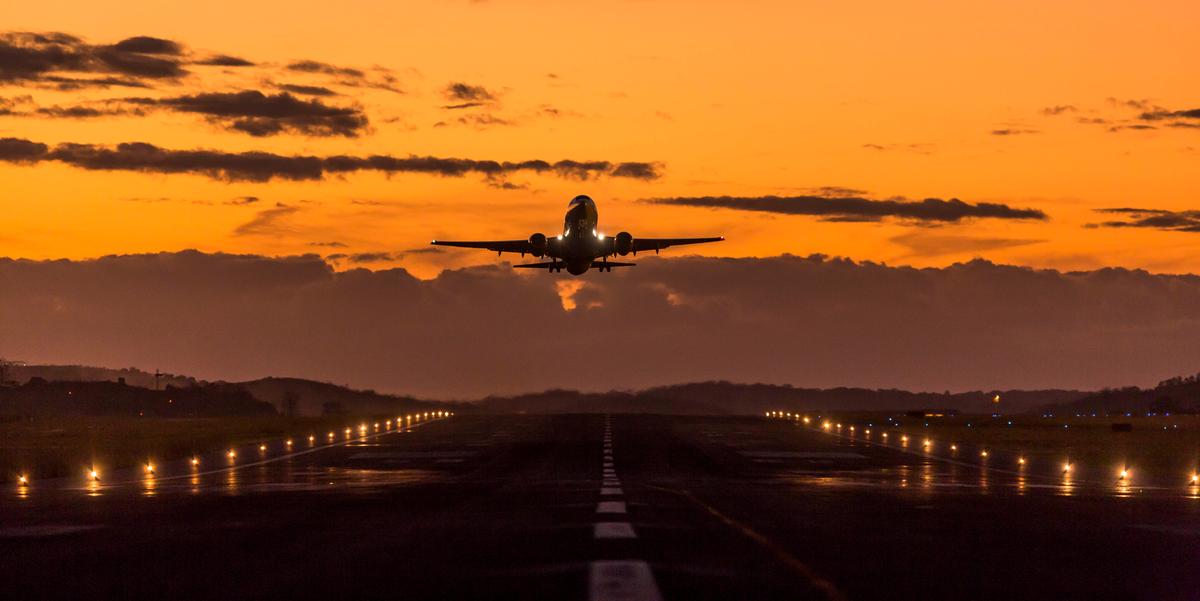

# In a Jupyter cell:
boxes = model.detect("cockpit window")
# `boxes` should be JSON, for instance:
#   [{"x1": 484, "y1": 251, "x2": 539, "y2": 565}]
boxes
[{"x1": 568, "y1": 195, "x2": 594, "y2": 207}]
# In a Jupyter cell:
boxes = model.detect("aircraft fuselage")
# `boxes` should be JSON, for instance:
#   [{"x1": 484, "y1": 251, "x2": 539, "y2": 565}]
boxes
[{"x1": 547, "y1": 195, "x2": 606, "y2": 274}]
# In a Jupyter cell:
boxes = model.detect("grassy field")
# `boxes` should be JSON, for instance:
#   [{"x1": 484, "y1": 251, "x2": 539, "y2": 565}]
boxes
[
  {"x1": 772, "y1": 412, "x2": 1200, "y2": 483},
  {"x1": 0, "y1": 413, "x2": 433, "y2": 483}
]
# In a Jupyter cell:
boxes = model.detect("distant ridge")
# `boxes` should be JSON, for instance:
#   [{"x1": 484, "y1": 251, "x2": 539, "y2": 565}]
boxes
[{"x1": 0, "y1": 362, "x2": 1140, "y2": 416}]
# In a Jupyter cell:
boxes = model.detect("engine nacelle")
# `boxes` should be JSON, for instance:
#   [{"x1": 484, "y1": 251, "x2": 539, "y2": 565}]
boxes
[
  {"x1": 528, "y1": 232, "x2": 548, "y2": 257},
  {"x1": 615, "y1": 231, "x2": 633, "y2": 256}
]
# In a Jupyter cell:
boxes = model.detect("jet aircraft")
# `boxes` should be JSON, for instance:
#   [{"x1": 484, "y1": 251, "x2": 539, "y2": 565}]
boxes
[{"x1": 432, "y1": 195, "x2": 723, "y2": 274}]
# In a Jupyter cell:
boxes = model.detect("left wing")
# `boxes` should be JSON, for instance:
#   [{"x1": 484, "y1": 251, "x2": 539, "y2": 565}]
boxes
[
  {"x1": 431, "y1": 239, "x2": 532, "y2": 255},
  {"x1": 630, "y1": 236, "x2": 724, "y2": 254}
]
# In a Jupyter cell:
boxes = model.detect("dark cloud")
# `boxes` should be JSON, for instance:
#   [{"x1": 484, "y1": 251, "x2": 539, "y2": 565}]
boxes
[
  {"x1": 225, "y1": 196, "x2": 260, "y2": 206},
  {"x1": 610, "y1": 162, "x2": 661, "y2": 180},
  {"x1": 309, "y1": 241, "x2": 347, "y2": 248},
  {"x1": 196, "y1": 54, "x2": 254, "y2": 67},
  {"x1": 285, "y1": 60, "x2": 402, "y2": 94},
  {"x1": 1138, "y1": 109, "x2": 1200, "y2": 120},
  {"x1": 111, "y1": 36, "x2": 182, "y2": 55},
  {"x1": 33, "y1": 102, "x2": 145, "y2": 118},
  {"x1": 21, "y1": 89, "x2": 365, "y2": 136},
  {"x1": 1090, "y1": 208, "x2": 1200, "y2": 233},
  {"x1": 3, "y1": 252, "x2": 1200, "y2": 398},
  {"x1": 286, "y1": 60, "x2": 364, "y2": 79},
  {"x1": 140, "y1": 90, "x2": 368, "y2": 137},
  {"x1": 276, "y1": 83, "x2": 337, "y2": 96},
  {"x1": 0, "y1": 136, "x2": 663, "y2": 183},
  {"x1": 646, "y1": 195, "x2": 1046, "y2": 224},
  {"x1": 1041, "y1": 105, "x2": 1077, "y2": 116},
  {"x1": 443, "y1": 82, "x2": 497, "y2": 104},
  {"x1": 990, "y1": 128, "x2": 1039, "y2": 136},
  {"x1": 442, "y1": 102, "x2": 487, "y2": 110},
  {"x1": 0, "y1": 31, "x2": 194, "y2": 90},
  {"x1": 346, "y1": 252, "x2": 396, "y2": 263},
  {"x1": 444, "y1": 113, "x2": 514, "y2": 128}
]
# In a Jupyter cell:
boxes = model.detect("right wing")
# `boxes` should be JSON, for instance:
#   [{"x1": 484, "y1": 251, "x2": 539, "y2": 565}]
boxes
[
  {"x1": 431, "y1": 240, "x2": 533, "y2": 255},
  {"x1": 630, "y1": 236, "x2": 724, "y2": 253}
]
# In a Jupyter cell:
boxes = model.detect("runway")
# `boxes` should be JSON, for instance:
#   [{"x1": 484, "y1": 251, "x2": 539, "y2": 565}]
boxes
[{"x1": 3, "y1": 414, "x2": 1199, "y2": 600}]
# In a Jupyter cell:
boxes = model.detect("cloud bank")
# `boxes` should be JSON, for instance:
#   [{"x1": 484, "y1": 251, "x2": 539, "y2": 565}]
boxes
[
  {"x1": 2, "y1": 251, "x2": 1198, "y2": 398},
  {"x1": 646, "y1": 195, "x2": 1046, "y2": 223},
  {"x1": 0, "y1": 137, "x2": 662, "y2": 182}
]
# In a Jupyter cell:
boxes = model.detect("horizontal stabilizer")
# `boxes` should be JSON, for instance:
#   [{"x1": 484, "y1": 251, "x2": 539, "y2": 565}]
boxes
[{"x1": 513, "y1": 262, "x2": 556, "y2": 269}]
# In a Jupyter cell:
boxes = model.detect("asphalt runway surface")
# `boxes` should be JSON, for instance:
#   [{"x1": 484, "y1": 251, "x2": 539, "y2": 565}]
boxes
[{"x1": 3, "y1": 414, "x2": 1199, "y2": 600}]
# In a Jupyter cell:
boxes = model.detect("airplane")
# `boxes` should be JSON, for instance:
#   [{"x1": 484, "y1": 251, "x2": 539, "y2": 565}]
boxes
[{"x1": 431, "y1": 195, "x2": 724, "y2": 275}]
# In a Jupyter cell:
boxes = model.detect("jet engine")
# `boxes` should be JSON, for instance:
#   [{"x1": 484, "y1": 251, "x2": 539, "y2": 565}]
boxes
[
  {"x1": 615, "y1": 231, "x2": 633, "y2": 256},
  {"x1": 528, "y1": 232, "x2": 548, "y2": 257}
]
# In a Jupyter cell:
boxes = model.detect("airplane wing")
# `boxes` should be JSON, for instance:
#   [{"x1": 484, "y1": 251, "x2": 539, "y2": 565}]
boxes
[
  {"x1": 630, "y1": 236, "x2": 724, "y2": 254},
  {"x1": 430, "y1": 240, "x2": 532, "y2": 255}
]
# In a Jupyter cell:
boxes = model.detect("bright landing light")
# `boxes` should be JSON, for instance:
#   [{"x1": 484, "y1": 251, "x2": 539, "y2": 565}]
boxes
[{"x1": 18, "y1": 475, "x2": 28, "y2": 485}]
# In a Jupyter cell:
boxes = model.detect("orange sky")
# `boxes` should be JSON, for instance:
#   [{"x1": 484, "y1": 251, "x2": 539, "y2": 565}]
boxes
[{"x1": 3, "y1": 0, "x2": 1199, "y2": 278}]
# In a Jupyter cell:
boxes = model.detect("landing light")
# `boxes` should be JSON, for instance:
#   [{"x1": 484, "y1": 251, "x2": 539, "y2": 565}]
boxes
[
  {"x1": 18, "y1": 475, "x2": 28, "y2": 485},
  {"x1": 1063, "y1": 462, "x2": 1072, "y2": 473},
  {"x1": 191, "y1": 457, "x2": 200, "y2": 466},
  {"x1": 950, "y1": 444, "x2": 957, "y2": 451},
  {"x1": 1119, "y1": 468, "x2": 1129, "y2": 480},
  {"x1": 1192, "y1": 474, "x2": 1199, "y2": 484},
  {"x1": 259, "y1": 444, "x2": 267, "y2": 452},
  {"x1": 803, "y1": 417, "x2": 811, "y2": 424},
  {"x1": 89, "y1": 469, "x2": 100, "y2": 481},
  {"x1": 980, "y1": 450, "x2": 988, "y2": 457},
  {"x1": 309, "y1": 435, "x2": 316, "y2": 442},
  {"x1": 286, "y1": 439, "x2": 293, "y2": 447},
  {"x1": 1018, "y1": 457, "x2": 1026, "y2": 465},
  {"x1": 228, "y1": 449, "x2": 237, "y2": 458},
  {"x1": 145, "y1": 463, "x2": 155, "y2": 474}
]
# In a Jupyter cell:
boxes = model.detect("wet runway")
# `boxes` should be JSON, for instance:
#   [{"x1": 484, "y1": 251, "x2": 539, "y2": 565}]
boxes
[{"x1": 3, "y1": 414, "x2": 1199, "y2": 600}]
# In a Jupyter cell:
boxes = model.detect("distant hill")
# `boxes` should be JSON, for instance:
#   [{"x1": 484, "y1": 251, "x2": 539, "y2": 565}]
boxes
[
  {"x1": 0, "y1": 363, "x2": 195, "y2": 389},
  {"x1": 473, "y1": 382, "x2": 1086, "y2": 415},
  {"x1": 236, "y1": 377, "x2": 458, "y2": 417},
  {"x1": 1042, "y1": 373, "x2": 1200, "y2": 415},
  {"x1": 0, "y1": 379, "x2": 274, "y2": 417}
]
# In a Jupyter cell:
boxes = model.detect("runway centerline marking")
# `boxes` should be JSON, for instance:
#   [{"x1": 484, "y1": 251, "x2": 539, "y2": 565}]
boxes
[
  {"x1": 597, "y1": 501, "x2": 627, "y2": 514},
  {"x1": 594, "y1": 522, "x2": 637, "y2": 539},
  {"x1": 589, "y1": 560, "x2": 662, "y2": 601},
  {"x1": 601, "y1": 487, "x2": 623, "y2": 495}
]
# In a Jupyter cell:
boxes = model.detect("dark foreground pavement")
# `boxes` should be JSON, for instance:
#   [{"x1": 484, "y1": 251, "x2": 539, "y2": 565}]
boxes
[{"x1": 3, "y1": 414, "x2": 1198, "y2": 600}]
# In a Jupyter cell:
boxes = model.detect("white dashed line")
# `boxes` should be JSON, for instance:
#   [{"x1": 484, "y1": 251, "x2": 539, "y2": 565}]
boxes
[
  {"x1": 594, "y1": 522, "x2": 638, "y2": 539},
  {"x1": 601, "y1": 487, "x2": 623, "y2": 495},
  {"x1": 596, "y1": 501, "x2": 627, "y2": 514},
  {"x1": 588, "y1": 560, "x2": 663, "y2": 601},
  {"x1": 603, "y1": 461, "x2": 614, "y2": 468}
]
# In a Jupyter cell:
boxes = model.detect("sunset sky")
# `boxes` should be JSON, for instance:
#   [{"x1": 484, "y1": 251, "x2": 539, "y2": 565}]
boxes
[
  {"x1": 3, "y1": 1, "x2": 1198, "y2": 278},
  {"x1": 3, "y1": 2, "x2": 1200, "y2": 396}
]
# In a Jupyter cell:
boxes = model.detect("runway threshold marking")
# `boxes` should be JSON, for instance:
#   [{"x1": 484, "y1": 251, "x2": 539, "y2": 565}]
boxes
[
  {"x1": 645, "y1": 483, "x2": 846, "y2": 601},
  {"x1": 588, "y1": 560, "x2": 662, "y2": 601}
]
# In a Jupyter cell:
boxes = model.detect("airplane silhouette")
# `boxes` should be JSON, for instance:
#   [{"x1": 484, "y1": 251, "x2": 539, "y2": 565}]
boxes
[{"x1": 432, "y1": 195, "x2": 723, "y2": 275}]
